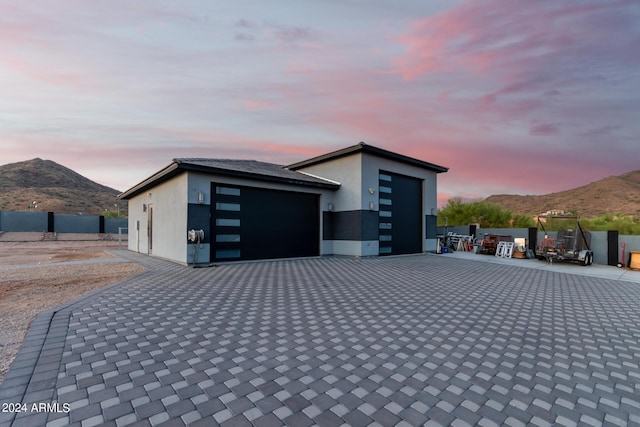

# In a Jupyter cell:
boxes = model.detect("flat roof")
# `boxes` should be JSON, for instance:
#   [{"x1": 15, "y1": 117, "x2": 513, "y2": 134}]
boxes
[{"x1": 287, "y1": 142, "x2": 449, "y2": 173}]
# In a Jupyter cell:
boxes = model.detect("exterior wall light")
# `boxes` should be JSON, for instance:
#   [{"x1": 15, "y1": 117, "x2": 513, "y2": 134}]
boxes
[
  {"x1": 328, "y1": 203, "x2": 334, "y2": 212},
  {"x1": 369, "y1": 201, "x2": 375, "y2": 211},
  {"x1": 197, "y1": 191, "x2": 204, "y2": 204}
]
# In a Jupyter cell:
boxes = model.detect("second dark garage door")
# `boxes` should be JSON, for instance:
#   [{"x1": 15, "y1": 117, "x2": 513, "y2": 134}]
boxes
[
  {"x1": 211, "y1": 183, "x2": 320, "y2": 262},
  {"x1": 378, "y1": 171, "x2": 423, "y2": 255}
]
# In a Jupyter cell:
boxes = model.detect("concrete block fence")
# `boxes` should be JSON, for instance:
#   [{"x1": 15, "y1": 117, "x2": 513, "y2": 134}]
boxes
[{"x1": 0, "y1": 210, "x2": 127, "y2": 234}]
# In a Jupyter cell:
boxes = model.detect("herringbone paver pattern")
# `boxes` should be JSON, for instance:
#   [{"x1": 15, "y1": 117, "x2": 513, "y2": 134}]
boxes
[{"x1": 2, "y1": 253, "x2": 640, "y2": 426}]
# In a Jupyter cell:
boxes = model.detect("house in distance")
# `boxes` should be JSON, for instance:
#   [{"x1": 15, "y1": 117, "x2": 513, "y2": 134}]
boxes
[{"x1": 119, "y1": 142, "x2": 448, "y2": 265}]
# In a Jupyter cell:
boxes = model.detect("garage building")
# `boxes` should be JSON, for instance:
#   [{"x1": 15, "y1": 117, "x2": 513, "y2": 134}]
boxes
[{"x1": 119, "y1": 142, "x2": 448, "y2": 265}]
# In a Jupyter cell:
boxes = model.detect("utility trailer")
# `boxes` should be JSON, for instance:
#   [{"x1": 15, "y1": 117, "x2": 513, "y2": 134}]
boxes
[{"x1": 536, "y1": 215, "x2": 594, "y2": 266}]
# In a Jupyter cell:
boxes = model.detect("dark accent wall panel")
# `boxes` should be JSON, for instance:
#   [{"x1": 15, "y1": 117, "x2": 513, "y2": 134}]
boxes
[
  {"x1": 361, "y1": 211, "x2": 379, "y2": 241},
  {"x1": 323, "y1": 210, "x2": 378, "y2": 241},
  {"x1": 425, "y1": 215, "x2": 437, "y2": 239},
  {"x1": 322, "y1": 211, "x2": 333, "y2": 240},
  {"x1": 188, "y1": 203, "x2": 211, "y2": 244}
]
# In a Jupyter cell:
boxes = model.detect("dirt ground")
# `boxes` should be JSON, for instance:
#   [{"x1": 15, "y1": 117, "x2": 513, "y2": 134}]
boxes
[{"x1": 0, "y1": 239, "x2": 145, "y2": 383}]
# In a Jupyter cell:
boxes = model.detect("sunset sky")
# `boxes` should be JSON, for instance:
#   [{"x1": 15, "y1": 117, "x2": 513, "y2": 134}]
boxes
[{"x1": 1, "y1": 0, "x2": 638, "y2": 206}]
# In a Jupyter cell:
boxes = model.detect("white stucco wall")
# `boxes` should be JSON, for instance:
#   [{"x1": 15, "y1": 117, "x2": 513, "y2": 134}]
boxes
[
  {"x1": 331, "y1": 240, "x2": 380, "y2": 258},
  {"x1": 295, "y1": 154, "x2": 362, "y2": 212},
  {"x1": 126, "y1": 173, "x2": 188, "y2": 264}
]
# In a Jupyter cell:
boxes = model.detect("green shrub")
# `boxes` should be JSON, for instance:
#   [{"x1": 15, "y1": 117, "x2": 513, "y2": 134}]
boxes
[
  {"x1": 437, "y1": 201, "x2": 639, "y2": 234},
  {"x1": 580, "y1": 214, "x2": 640, "y2": 235},
  {"x1": 437, "y1": 198, "x2": 534, "y2": 228}
]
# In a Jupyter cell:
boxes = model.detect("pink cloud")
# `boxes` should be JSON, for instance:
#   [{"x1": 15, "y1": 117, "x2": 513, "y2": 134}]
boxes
[
  {"x1": 1, "y1": 52, "x2": 102, "y2": 95},
  {"x1": 140, "y1": 127, "x2": 321, "y2": 162},
  {"x1": 414, "y1": 135, "x2": 631, "y2": 200},
  {"x1": 529, "y1": 122, "x2": 560, "y2": 136},
  {"x1": 0, "y1": 11, "x2": 116, "y2": 97},
  {"x1": 437, "y1": 192, "x2": 486, "y2": 208},
  {"x1": 285, "y1": 60, "x2": 318, "y2": 75},
  {"x1": 391, "y1": 0, "x2": 638, "y2": 96},
  {"x1": 232, "y1": 19, "x2": 316, "y2": 45},
  {"x1": 241, "y1": 99, "x2": 279, "y2": 111}
]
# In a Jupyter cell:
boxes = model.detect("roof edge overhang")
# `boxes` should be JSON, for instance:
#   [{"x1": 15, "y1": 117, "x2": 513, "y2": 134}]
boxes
[
  {"x1": 118, "y1": 162, "x2": 181, "y2": 200},
  {"x1": 287, "y1": 142, "x2": 449, "y2": 173},
  {"x1": 178, "y1": 162, "x2": 340, "y2": 189},
  {"x1": 119, "y1": 161, "x2": 340, "y2": 200}
]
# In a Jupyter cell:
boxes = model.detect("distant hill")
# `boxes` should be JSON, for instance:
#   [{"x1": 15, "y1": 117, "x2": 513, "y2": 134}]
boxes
[
  {"x1": 485, "y1": 170, "x2": 640, "y2": 218},
  {"x1": 0, "y1": 158, "x2": 127, "y2": 216}
]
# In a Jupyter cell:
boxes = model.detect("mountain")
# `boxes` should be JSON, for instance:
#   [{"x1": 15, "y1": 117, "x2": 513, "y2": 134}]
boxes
[
  {"x1": 485, "y1": 170, "x2": 640, "y2": 218},
  {"x1": 0, "y1": 158, "x2": 127, "y2": 216}
]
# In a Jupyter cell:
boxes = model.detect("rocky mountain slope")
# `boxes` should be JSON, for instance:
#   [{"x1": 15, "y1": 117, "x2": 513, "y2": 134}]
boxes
[
  {"x1": 0, "y1": 158, "x2": 126, "y2": 216},
  {"x1": 485, "y1": 170, "x2": 640, "y2": 218}
]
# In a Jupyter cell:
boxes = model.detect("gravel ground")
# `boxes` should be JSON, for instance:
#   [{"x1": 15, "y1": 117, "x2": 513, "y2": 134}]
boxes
[{"x1": 0, "y1": 239, "x2": 144, "y2": 383}]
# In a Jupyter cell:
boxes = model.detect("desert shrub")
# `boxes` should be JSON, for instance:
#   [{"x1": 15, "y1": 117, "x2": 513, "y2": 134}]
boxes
[
  {"x1": 581, "y1": 214, "x2": 640, "y2": 235},
  {"x1": 438, "y1": 198, "x2": 533, "y2": 228}
]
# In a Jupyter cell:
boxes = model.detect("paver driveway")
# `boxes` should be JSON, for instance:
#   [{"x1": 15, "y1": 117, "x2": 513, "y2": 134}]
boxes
[{"x1": 2, "y1": 252, "x2": 640, "y2": 426}]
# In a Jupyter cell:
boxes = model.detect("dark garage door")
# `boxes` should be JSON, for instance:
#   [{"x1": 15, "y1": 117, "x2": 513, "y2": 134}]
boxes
[
  {"x1": 211, "y1": 183, "x2": 320, "y2": 262},
  {"x1": 378, "y1": 171, "x2": 423, "y2": 255}
]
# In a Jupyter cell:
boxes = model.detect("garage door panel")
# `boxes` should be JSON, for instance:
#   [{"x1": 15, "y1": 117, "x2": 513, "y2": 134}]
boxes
[
  {"x1": 211, "y1": 183, "x2": 319, "y2": 261},
  {"x1": 379, "y1": 171, "x2": 422, "y2": 255}
]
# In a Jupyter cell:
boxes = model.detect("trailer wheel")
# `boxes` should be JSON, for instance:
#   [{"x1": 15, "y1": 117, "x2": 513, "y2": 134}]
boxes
[{"x1": 583, "y1": 252, "x2": 592, "y2": 266}]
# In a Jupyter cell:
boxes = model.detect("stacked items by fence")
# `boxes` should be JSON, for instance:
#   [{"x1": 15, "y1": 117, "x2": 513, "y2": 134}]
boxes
[
  {"x1": 438, "y1": 232, "x2": 474, "y2": 253},
  {"x1": 437, "y1": 225, "x2": 640, "y2": 267},
  {"x1": 495, "y1": 241, "x2": 515, "y2": 258}
]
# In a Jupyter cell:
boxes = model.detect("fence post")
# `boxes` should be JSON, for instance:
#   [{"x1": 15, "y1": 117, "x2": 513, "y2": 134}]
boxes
[
  {"x1": 607, "y1": 230, "x2": 619, "y2": 266},
  {"x1": 528, "y1": 227, "x2": 537, "y2": 250},
  {"x1": 469, "y1": 224, "x2": 477, "y2": 239},
  {"x1": 48, "y1": 212, "x2": 55, "y2": 233}
]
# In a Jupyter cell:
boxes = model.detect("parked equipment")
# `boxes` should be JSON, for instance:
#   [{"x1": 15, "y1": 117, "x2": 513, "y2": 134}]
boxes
[{"x1": 535, "y1": 215, "x2": 593, "y2": 265}]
